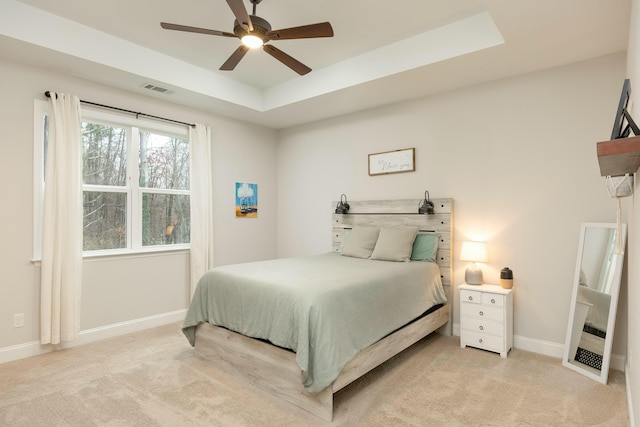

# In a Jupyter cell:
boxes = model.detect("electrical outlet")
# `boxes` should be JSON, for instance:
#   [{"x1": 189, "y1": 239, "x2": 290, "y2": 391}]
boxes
[{"x1": 13, "y1": 313, "x2": 24, "y2": 328}]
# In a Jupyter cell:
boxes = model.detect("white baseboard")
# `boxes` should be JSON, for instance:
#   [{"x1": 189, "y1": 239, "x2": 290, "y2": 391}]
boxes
[
  {"x1": 0, "y1": 309, "x2": 186, "y2": 365},
  {"x1": 513, "y1": 334, "x2": 564, "y2": 358},
  {"x1": 626, "y1": 365, "x2": 636, "y2": 427},
  {"x1": 453, "y1": 322, "x2": 626, "y2": 371}
]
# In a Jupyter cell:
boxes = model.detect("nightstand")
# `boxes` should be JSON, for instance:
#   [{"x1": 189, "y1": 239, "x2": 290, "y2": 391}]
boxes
[{"x1": 459, "y1": 283, "x2": 513, "y2": 358}]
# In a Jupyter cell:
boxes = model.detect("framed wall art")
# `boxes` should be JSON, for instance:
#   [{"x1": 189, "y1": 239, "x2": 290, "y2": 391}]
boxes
[
  {"x1": 236, "y1": 182, "x2": 258, "y2": 218},
  {"x1": 368, "y1": 147, "x2": 415, "y2": 176}
]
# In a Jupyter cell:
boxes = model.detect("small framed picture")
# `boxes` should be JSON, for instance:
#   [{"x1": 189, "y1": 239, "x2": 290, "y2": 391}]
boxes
[
  {"x1": 368, "y1": 148, "x2": 415, "y2": 176},
  {"x1": 236, "y1": 182, "x2": 258, "y2": 218}
]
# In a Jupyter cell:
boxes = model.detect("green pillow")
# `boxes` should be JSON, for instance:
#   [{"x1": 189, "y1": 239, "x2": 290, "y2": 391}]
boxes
[{"x1": 410, "y1": 233, "x2": 439, "y2": 262}]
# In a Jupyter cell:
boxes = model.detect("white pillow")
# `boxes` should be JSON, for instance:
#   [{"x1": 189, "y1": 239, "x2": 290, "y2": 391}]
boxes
[
  {"x1": 341, "y1": 226, "x2": 380, "y2": 259},
  {"x1": 339, "y1": 229, "x2": 351, "y2": 253},
  {"x1": 370, "y1": 227, "x2": 419, "y2": 262}
]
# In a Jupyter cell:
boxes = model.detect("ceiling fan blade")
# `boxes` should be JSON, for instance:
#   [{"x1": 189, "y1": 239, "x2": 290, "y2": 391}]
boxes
[
  {"x1": 226, "y1": 0, "x2": 253, "y2": 31},
  {"x1": 267, "y1": 22, "x2": 334, "y2": 40},
  {"x1": 160, "y1": 22, "x2": 236, "y2": 38},
  {"x1": 220, "y1": 45, "x2": 250, "y2": 71},
  {"x1": 263, "y1": 44, "x2": 311, "y2": 75}
]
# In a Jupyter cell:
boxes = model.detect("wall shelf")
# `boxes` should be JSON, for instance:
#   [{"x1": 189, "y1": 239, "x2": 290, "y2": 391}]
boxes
[{"x1": 596, "y1": 135, "x2": 640, "y2": 176}]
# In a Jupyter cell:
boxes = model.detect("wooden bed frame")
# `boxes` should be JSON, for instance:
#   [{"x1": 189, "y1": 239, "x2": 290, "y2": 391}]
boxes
[{"x1": 193, "y1": 198, "x2": 453, "y2": 421}]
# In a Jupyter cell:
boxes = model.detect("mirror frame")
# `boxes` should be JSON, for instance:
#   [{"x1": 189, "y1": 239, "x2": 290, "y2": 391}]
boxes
[{"x1": 562, "y1": 222, "x2": 627, "y2": 384}]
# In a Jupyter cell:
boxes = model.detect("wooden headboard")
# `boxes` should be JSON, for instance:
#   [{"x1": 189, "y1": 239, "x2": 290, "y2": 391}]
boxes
[{"x1": 331, "y1": 198, "x2": 454, "y2": 330}]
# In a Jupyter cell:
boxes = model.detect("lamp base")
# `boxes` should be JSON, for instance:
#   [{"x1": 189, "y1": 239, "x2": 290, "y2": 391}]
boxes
[{"x1": 465, "y1": 264, "x2": 483, "y2": 285}]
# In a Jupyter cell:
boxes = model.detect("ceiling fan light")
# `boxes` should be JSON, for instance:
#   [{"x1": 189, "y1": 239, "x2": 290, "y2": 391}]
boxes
[{"x1": 241, "y1": 35, "x2": 264, "y2": 48}]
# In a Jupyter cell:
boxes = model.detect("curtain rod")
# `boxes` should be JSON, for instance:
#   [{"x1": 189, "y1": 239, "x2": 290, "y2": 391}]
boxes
[{"x1": 44, "y1": 91, "x2": 196, "y2": 128}]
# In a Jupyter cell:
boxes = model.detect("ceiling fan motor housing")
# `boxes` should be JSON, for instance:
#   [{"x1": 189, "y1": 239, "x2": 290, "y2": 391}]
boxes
[{"x1": 234, "y1": 15, "x2": 271, "y2": 42}]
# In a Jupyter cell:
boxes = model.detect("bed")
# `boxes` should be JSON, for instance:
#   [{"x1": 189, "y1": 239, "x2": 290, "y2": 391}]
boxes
[{"x1": 183, "y1": 198, "x2": 453, "y2": 421}]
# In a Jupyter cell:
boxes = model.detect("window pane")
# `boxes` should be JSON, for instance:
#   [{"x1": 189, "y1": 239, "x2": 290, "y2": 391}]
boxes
[
  {"x1": 83, "y1": 191, "x2": 127, "y2": 251},
  {"x1": 82, "y1": 122, "x2": 127, "y2": 186},
  {"x1": 139, "y1": 132, "x2": 189, "y2": 190},
  {"x1": 43, "y1": 115, "x2": 49, "y2": 178},
  {"x1": 142, "y1": 193, "x2": 190, "y2": 246}
]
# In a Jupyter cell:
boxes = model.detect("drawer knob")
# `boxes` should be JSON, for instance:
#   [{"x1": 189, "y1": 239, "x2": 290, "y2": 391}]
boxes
[
  {"x1": 479, "y1": 326, "x2": 484, "y2": 331},
  {"x1": 479, "y1": 311, "x2": 484, "y2": 316},
  {"x1": 491, "y1": 298, "x2": 496, "y2": 304},
  {"x1": 478, "y1": 339, "x2": 483, "y2": 343},
  {"x1": 468, "y1": 296, "x2": 473, "y2": 301}
]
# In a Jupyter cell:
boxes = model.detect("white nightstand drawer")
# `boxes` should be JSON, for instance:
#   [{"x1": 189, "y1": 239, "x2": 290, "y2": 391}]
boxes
[
  {"x1": 460, "y1": 289, "x2": 482, "y2": 304},
  {"x1": 461, "y1": 317, "x2": 504, "y2": 337},
  {"x1": 461, "y1": 302, "x2": 503, "y2": 322},
  {"x1": 482, "y1": 293, "x2": 504, "y2": 307},
  {"x1": 463, "y1": 331, "x2": 503, "y2": 353},
  {"x1": 459, "y1": 284, "x2": 513, "y2": 358}
]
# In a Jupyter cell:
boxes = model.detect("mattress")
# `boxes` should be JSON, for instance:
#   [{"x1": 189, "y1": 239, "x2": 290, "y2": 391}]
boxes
[{"x1": 182, "y1": 252, "x2": 447, "y2": 393}]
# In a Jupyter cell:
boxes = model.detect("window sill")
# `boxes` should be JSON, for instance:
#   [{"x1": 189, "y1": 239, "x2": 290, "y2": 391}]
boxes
[{"x1": 32, "y1": 246, "x2": 190, "y2": 266}]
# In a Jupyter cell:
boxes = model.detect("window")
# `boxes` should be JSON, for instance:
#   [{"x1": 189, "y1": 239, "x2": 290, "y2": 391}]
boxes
[{"x1": 34, "y1": 100, "x2": 190, "y2": 258}]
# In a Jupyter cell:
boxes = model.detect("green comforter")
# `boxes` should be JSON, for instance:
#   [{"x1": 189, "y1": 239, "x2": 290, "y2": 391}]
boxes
[{"x1": 182, "y1": 252, "x2": 447, "y2": 393}]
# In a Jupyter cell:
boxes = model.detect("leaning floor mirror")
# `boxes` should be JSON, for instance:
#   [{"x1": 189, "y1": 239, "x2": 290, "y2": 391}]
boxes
[{"x1": 563, "y1": 222, "x2": 627, "y2": 384}]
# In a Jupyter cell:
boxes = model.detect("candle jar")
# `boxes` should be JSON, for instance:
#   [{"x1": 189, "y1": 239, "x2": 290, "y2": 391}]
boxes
[{"x1": 500, "y1": 267, "x2": 513, "y2": 289}]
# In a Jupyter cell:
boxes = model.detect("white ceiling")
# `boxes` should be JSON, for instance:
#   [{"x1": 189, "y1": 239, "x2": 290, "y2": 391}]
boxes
[{"x1": 0, "y1": 0, "x2": 631, "y2": 129}]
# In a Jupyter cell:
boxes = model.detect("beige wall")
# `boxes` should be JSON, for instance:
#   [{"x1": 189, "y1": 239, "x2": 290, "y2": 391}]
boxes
[
  {"x1": 277, "y1": 53, "x2": 627, "y2": 355},
  {"x1": 0, "y1": 58, "x2": 278, "y2": 351},
  {"x1": 626, "y1": 0, "x2": 639, "y2": 423}
]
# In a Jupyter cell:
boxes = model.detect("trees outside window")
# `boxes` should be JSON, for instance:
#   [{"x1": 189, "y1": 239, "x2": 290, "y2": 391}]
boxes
[{"x1": 139, "y1": 131, "x2": 190, "y2": 247}]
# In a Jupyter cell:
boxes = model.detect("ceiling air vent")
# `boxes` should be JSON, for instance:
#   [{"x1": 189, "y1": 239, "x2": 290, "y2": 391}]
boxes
[{"x1": 141, "y1": 83, "x2": 172, "y2": 95}]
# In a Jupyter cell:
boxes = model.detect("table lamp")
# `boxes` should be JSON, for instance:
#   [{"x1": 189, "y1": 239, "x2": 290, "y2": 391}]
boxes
[{"x1": 461, "y1": 241, "x2": 488, "y2": 285}]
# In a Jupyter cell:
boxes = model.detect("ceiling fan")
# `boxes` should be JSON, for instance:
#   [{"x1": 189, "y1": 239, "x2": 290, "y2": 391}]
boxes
[{"x1": 160, "y1": 0, "x2": 334, "y2": 75}]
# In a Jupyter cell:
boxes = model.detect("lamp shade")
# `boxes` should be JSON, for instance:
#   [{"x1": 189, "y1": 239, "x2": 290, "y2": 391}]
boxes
[
  {"x1": 460, "y1": 241, "x2": 488, "y2": 263},
  {"x1": 461, "y1": 241, "x2": 488, "y2": 285}
]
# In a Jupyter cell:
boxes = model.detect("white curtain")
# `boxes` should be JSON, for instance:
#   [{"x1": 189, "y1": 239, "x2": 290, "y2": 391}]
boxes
[
  {"x1": 40, "y1": 92, "x2": 83, "y2": 345},
  {"x1": 189, "y1": 124, "x2": 214, "y2": 298}
]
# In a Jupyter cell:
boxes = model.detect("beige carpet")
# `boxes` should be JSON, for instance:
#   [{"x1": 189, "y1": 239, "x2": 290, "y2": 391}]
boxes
[{"x1": 0, "y1": 323, "x2": 628, "y2": 426}]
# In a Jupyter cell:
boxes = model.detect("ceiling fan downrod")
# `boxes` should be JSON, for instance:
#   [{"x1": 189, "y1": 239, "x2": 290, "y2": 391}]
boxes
[{"x1": 250, "y1": 0, "x2": 262, "y2": 16}]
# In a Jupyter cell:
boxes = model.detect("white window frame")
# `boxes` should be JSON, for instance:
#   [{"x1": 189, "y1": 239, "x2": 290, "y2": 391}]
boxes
[{"x1": 33, "y1": 99, "x2": 191, "y2": 260}]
